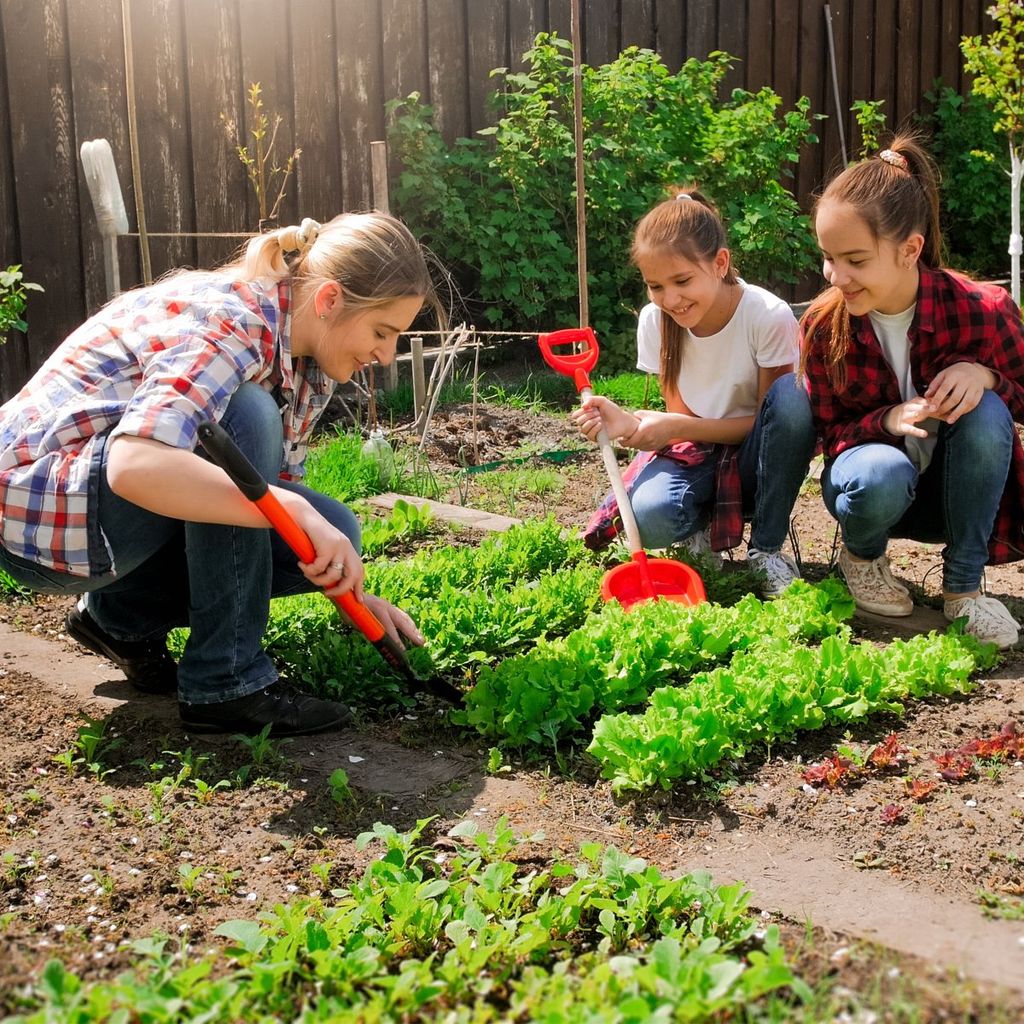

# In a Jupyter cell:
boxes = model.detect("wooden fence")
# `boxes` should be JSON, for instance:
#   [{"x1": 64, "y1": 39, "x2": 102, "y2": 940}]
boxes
[{"x1": 0, "y1": 0, "x2": 990, "y2": 398}]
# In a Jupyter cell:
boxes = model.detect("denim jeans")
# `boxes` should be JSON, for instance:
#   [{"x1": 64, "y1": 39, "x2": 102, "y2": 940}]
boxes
[
  {"x1": 628, "y1": 372, "x2": 816, "y2": 551},
  {"x1": 0, "y1": 382, "x2": 360, "y2": 703},
  {"x1": 821, "y1": 389, "x2": 1013, "y2": 594}
]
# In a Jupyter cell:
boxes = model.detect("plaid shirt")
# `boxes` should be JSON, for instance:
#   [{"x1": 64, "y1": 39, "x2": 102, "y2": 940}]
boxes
[
  {"x1": 0, "y1": 276, "x2": 334, "y2": 577},
  {"x1": 802, "y1": 267, "x2": 1024, "y2": 564}
]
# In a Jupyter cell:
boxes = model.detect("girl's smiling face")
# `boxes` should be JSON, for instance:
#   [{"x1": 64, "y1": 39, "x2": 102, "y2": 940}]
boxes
[
  {"x1": 815, "y1": 200, "x2": 923, "y2": 316},
  {"x1": 635, "y1": 246, "x2": 733, "y2": 336}
]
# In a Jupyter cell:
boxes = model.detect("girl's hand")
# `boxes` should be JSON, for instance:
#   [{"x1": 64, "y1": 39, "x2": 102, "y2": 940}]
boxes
[
  {"x1": 360, "y1": 594, "x2": 425, "y2": 649},
  {"x1": 882, "y1": 397, "x2": 938, "y2": 438},
  {"x1": 569, "y1": 395, "x2": 639, "y2": 445},
  {"x1": 924, "y1": 362, "x2": 994, "y2": 424},
  {"x1": 624, "y1": 409, "x2": 676, "y2": 450}
]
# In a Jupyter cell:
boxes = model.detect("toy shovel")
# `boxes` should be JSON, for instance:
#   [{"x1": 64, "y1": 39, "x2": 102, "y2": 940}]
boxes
[
  {"x1": 197, "y1": 420, "x2": 464, "y2": 706},
  {"x1": 538, "y1": 327, "x2": 706, "y2": 610}
]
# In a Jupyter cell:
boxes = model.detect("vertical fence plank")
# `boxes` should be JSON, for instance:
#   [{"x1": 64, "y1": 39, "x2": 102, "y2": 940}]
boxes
[
  {"x1": 130, "y1": 0, "x2": 195, "y2": 280},
  {"x1": 0, "y1": 6, "x2": 29, "y2": 398},
  {"x1": 938, "y1": 0, "x2": 962, "y2": 90},
  {"x1": 3, "y1": 0, "x2": 84, "y2": 369},
  {"x1": 873, "y1": 0, "x2": 897, "y2": 126},
  {"x1": 849, "y1": 0, "x2": 874, "y2": 152},
  {"x1": 183, "y1": 0, "x2": 246, "y2": 268},
  {"x1": 620, "y1": 0, "x2": 655, "y2": 51},
  {"x1": 797, "y1": 0, "x2": 827, "y2": 212},
  {"x1": 467, "y1": 1, "x2": 506, "y2": 132},
  {"x1": 717, "y1": 0, "x2": 747, "y2": 93},
  {"x1": 380, "y1": 0, "x2": 429, "y2": 185},
  {"x1": 508, "y1": 0, "x2": 546, "y2": 68},
  {"x1": 67, "y1": 0, "x2": 133, "y2": 313},
  {"x1": 685, "y1": 1, "x2": 716, "y2": 59},
  {"x1": 547, "y1": 0, "x2": 572, "y2": 43},
  {"x1": 917, "y1": 0, "x2": 939, "y2": 110},
  {"x1": 291, "y1": 1, "x2": 343, "y2": 221},
  {"x1": 239, "y1": 0, "x2": 296, "y2": 228},
  {"x1": 772, "y1": 0, "x2": 799, "y2": 108},
  {"x1": 584, "y1": 0, "x2": 617, "y2": 65},
  {"x1": 744, "y1": 0, "x2": 772, "y2": 89},
  {"x1": 654, "y1": 0, "x2": 684, "y2": 71},
  {"x1": 335, "y1": 0, "x2": 383, "y2": 211},
  {"x1": 427, "y1": 0, "x2": 469, "y2": 143},
  {"x1": 895, "y1": 0, "x2": 920, "y2": 128}
]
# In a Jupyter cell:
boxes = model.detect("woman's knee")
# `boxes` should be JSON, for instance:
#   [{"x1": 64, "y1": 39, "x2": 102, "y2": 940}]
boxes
[
  {"x1": 946, "y1": 390, "x2": 1013, "y2": 452},
  {"x1": 283, "y1": 483, "x2": 362, "y2": 554},
  {"x1": 825, "y1": 447, "x2": 917, "y2": 519},
  {"x1": 218, "y1": 382, "x2": 283, "y2": 479}
]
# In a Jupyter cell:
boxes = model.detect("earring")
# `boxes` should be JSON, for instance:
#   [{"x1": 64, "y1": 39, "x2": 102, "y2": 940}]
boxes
[{"x1": 319, "y1": 313, "x2": 326, "y2": 320}]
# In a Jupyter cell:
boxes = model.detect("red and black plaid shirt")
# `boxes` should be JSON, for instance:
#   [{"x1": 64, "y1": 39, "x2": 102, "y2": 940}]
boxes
[{"x1": 802, "y1": 267, "x2": 1024, "y2": 564}]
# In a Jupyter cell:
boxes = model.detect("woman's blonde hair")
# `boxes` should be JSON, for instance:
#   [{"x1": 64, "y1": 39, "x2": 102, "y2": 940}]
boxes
[
  {"x1": 222, "y1": 211, "x2": 446, "y2": 329},
  {"x1": 799, "y1": 133, "x2": 943, "y2": 391},
  {"x1": 631, "y1": 187, "x2": 737, "y2": 399}
]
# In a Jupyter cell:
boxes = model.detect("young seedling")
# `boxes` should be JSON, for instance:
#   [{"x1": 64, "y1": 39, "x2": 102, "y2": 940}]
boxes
[{"x1": 327, "y1": 768, "x2": 353, "y2": 806}]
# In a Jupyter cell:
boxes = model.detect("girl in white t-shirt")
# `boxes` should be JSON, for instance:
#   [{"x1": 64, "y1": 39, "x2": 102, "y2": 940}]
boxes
[{"x1": 572, "y1": 187, "x2": 816, "y2": 596}]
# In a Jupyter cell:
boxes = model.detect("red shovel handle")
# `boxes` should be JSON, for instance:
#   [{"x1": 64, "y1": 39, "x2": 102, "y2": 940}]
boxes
[
  {"x1": 538, "y1": 326, "x2": 600, "y2": 393},
  {"x1": 196, "y1": 420, "x2": 385, "y2": 643}
]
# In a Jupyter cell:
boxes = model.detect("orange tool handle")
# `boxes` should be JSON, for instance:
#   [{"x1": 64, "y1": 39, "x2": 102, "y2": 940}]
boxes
[{"x1": 197, "y1": 420, "x2": 386, "y2": 644}]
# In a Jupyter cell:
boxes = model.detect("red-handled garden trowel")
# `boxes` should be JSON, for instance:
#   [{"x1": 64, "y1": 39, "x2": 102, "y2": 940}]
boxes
[
  {"x1": 197, "y1": 420, "x2": 463, "y2": 706},
  {"x1": 537, "y1": 326, "x2": 706, "y2": 610}
]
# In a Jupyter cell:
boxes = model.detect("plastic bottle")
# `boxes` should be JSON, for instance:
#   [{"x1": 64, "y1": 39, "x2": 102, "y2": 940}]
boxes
[{"x1": 362, "y1": 427, "x2": 396, "y2": 487}]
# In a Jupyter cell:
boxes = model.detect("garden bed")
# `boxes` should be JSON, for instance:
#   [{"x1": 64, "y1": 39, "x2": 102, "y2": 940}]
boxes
[{"x1": 2, "y1": 398, "x2": 1023, "y2": 1021}]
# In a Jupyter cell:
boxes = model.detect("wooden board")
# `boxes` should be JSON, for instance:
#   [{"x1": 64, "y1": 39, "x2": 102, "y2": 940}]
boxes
[
  {"x1": 427, "y1": 0, "x2": 469, "y2": 143},
  {"x1": 467, "y1": 1, "x2": 505, "y2": 132},
  {"x1": 619, "y1": 0, "x2": 655, "y2": 52}
]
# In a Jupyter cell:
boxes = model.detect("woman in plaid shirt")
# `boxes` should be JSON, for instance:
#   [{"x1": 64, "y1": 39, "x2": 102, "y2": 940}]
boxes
[
  {"x1": 801, "y1": 136, "x2": 1024, "y2": 648},
  {"x1": 0, "y1": 214, "x2": 438, "y2": 733}
]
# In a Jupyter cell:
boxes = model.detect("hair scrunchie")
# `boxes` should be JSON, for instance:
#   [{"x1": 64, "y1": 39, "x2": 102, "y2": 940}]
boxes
[
  {"x1": 280, "y1": 217, "x2": 322, "y2": 256},
  {"x1": 878, "y1": 149, "x2": 909, "y2": 171}
]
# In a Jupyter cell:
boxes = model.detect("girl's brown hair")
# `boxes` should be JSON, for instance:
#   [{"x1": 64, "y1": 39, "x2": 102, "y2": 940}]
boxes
[
  {"x1": 799, "y1": 134, "x2": 943, "y2": 390},
  {"x1": 631, "y1": 186, "x2": 738, "y2": 399}
]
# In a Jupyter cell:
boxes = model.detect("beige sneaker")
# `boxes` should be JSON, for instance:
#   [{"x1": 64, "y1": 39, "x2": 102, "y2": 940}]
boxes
[
  {"x1": 678, "y1": 527, "x2": 724, "y2": 569},
  {"x1": 837, "y1": 546, "x2": 913, "y2": 617},
  {"x1": 944, "y1": 595, "x2": 1020, "y2": 649},
  {"x1": 746, "y1": 548, "x2": 801, "y2": 598}
]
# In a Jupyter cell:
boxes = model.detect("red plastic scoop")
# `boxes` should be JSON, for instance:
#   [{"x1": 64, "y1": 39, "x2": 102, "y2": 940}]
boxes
[{"x1": 538, "y1": 327, "x2": 705, "y2": 610}]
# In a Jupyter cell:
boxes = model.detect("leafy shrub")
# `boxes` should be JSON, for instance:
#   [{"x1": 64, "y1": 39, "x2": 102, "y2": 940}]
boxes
[
  {"x1": 388, "y1": 36, "x2": 818, "y2": 370},
  {"x1": 0, "y1": 265, "x2": 43, "y2": 342},
  {"x1": 924, "y1": 84, "x2": 1011, "y2": 279}
]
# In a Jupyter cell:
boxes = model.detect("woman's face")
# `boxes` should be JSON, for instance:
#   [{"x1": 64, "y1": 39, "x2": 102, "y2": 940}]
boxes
[
  {"x1": 635, "y1": 246, "x2": 731, "y2": 336},
  {"x1": 297, "y1": 294, "x2": 424, "y2": 383},
  {"x1": 815, "y1": 200, "x2": 922, "y2": 316}
]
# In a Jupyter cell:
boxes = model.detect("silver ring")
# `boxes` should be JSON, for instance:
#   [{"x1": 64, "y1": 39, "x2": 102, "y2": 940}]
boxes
[{"x1": 330, "y1": 562, "x2": 344, "y2": 572}]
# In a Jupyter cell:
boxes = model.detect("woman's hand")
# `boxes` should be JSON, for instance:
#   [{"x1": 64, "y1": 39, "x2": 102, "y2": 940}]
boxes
[
  {"x1": 360, "y1": 594, "x2": 425, "y2": 649},
  {"x1": 925, "y1": 362, "x2": 995, "y2": 424},
  {"x1": 569, "y1": 395, "x2": 639, "y2": 445},
  {"x1": 882, "y1": 396, "x2": 939, "y2": 438},
  {"x1": 281, "y1": 492, "x2": 366, "y2": 596}
]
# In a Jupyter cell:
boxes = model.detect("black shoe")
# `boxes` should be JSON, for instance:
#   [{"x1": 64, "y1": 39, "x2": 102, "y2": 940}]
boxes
[
  {"x1": 66, "y1": 605, "x2": 178, "y2": 695},
  {"x1": 179, "y1": 683, "x2": 354, "y2": 737}
]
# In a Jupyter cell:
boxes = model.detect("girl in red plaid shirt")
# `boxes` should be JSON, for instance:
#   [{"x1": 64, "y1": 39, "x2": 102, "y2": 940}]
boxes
[{"x1": 800, "y1": 136, "x2": 1024, "y2": 648}]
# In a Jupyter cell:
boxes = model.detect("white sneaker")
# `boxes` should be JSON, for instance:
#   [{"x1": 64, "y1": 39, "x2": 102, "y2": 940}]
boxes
[
  {"x1": 837, "y1": 546, "x2": 913, "y2": 617},
  {"x1": 746, "y1": 547, "x2": 801, "y2": 598},
  {"x1": 678, "y1": 527, "x2": 723, "y2": 569},
  {"x1": 944, "y1": 595, "x2": 1020, "y2": 649}
]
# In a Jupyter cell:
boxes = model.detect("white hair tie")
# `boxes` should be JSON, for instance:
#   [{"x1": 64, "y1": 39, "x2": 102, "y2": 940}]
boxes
[
  {"x1": 675, "y1": 193, "x2": 693, "y2": 201},
  {"x1": 878, "y1": 150, "x2": 909, "y2": 171},
  {"x1": 296, "y1": 217, "x2": 321, "y2": 254}
]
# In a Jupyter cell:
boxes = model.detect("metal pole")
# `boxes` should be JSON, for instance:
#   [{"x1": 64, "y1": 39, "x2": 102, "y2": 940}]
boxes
[
  {"x1": 570, "y1": 0, "x2": 588, "y2": 328},
  {"x1": 824, "y1": 4, "x2": 849, "y2": 166}
]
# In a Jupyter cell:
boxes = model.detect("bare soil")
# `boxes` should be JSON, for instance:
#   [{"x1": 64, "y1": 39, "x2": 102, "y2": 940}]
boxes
[{"x1": 2, "y1": 400, "x2": 1024, "y2": 1019}]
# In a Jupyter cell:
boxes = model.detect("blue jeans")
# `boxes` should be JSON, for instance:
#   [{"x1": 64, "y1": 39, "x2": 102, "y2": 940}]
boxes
[
  {"x1": 0, "y1": 383, "x2": 360, "y2": 703},
  {"x1": 628, "y1": 373, "x2": 816, "y2": 551},
  {"x1": 821, "y1": 390, "x2": 1013, "y2": 594}
]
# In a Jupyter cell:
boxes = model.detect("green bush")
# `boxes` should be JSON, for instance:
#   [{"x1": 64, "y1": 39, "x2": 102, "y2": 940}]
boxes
[
  {"x1": 924, "y1": 84, "x2": 1011, "y2": 280},
  {"x1": 388, "y1": 36, "x2": 818, "y2": 370},
  {"x1": 0, "y1": 265, "x2": 43, "y2": 342}
]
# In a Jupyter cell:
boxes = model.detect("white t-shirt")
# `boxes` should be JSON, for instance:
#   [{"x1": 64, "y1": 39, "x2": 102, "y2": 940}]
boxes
[
  {"x1": 636, "y1": 283, "x2": 798, "y2": 419},
  {"x1": 868, "y1": 304, "x2": 938, "y2": 473}
]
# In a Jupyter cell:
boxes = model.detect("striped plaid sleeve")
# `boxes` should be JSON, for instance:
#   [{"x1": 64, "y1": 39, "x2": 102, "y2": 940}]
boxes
[
  {"x1": 986, "y1": 289, "x2": 1024, "y2": 422},
  {"x1": 802, "y1": 329, "x2": 897, "y2": 458}
]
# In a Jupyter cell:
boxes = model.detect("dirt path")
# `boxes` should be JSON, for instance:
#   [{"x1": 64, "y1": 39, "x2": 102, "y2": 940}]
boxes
[{"x1": 5, "y1": 621, "x2": 1023, "y2": 998}]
